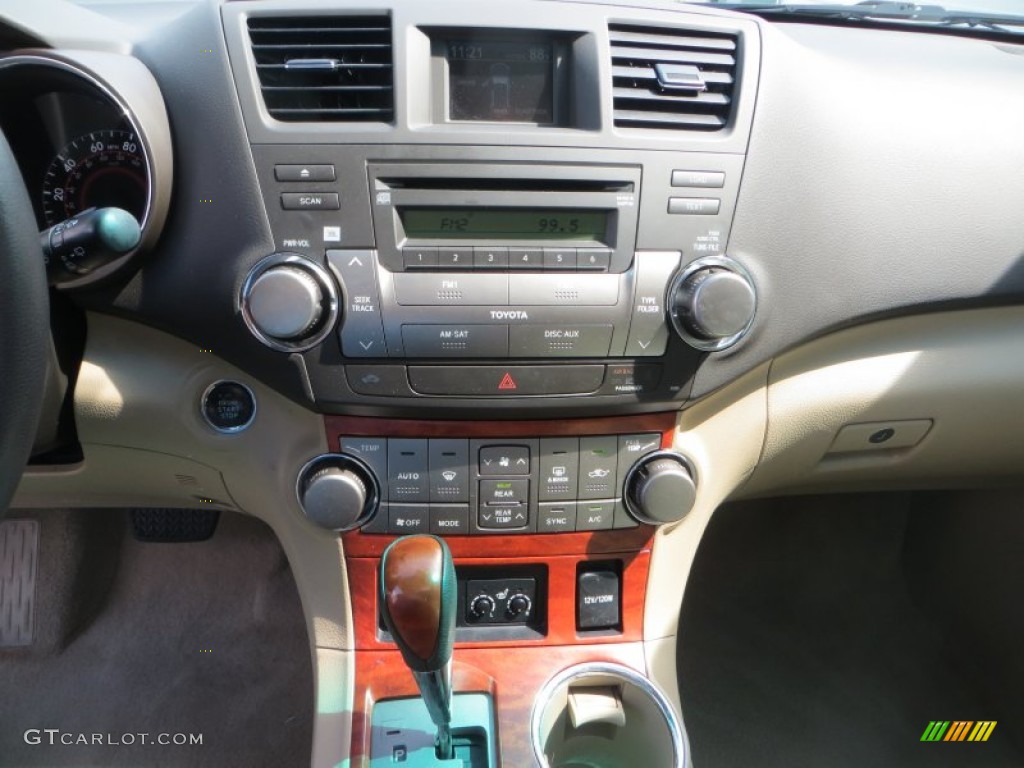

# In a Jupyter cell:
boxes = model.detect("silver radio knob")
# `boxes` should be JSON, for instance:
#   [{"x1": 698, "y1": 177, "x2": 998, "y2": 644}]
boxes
[
  {"x1": 240, "y1": 253, "x2": 340, "y2": 352},
  {"x1": 668, "y1": 257, "x2": 756, "y2": 351},
  {"x1": 247, "y1": 266, "x2": 323, "y2": 340}
]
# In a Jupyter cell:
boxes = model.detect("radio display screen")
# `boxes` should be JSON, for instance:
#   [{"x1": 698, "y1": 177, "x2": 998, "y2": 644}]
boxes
[
  {"x1": 447, "y1": 38, "x2": 554, "y2": 123},
  {"x1": 400, "y1": 208, "x2": 607, "y2": 241}
]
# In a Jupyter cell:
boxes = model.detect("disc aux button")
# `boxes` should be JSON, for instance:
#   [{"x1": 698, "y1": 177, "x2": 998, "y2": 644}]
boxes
[{"x1": 509, "y1": 324, "x2": 612, "y2": 357}]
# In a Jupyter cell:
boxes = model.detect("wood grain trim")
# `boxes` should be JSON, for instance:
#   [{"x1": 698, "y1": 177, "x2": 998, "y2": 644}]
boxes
[
  {"x1": 343, "y1": 526, "x2": 654, "y2": 558},
  {"x1": 346, "y1": 549, "x2": 650, "y2": 650},
  {"x1": 325, "y1": 411, "x2": 677, "y2": 439},
  {"x1": 350, "y1": 643, "x2": 648, "y2": 768}
]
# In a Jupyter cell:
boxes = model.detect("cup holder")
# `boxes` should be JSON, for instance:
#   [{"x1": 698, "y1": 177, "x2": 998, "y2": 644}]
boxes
[{"x1": 531, "y1": 662, "x2": 687, "y2": 768}]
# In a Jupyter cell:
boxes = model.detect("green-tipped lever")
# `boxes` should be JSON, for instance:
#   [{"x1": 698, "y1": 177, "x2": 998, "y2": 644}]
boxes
[
  {"x1": 40, "y1": 206, "x2": 142, "y2": 284},
  {"x1": 379, "y1": 535, "x2": 458, "y2": 761}
]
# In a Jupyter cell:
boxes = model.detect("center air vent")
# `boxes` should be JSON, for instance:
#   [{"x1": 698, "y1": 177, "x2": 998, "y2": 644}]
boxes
[
  {"x1": 609, "y1": 23, "x2": 738, "y2": 131},
  {"x1": 247, "y1": 15, "x2": 393, "y2": 123}
]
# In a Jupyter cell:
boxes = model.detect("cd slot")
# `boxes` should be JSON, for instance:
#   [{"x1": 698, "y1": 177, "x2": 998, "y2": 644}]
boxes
[{"x1": 379, "y1": 177, "x2": 633, "y2": 193}]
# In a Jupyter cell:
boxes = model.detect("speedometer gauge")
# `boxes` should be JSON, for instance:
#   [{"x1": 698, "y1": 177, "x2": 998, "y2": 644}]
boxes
[{"x1": 41, "y1": 129, "x2": 148, "y2": 228}]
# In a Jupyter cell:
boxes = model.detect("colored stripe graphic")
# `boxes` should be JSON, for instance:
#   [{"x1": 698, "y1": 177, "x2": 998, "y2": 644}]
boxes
[
  {"x1": 945, "y1": 722, "x2": 972, "y2": 741},
  {"x1": 971, "y1": 722, "x2": 998, "y2": 742},
  {"x1": 921, "y1": 721, "x2": 950, "y2": 741},
  {"x1": 921, "y1": 721, "x2": 996, "y2": 742}
]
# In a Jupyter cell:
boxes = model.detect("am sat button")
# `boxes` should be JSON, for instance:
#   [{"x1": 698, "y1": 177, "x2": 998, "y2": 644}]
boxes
[
  {"x1": 827, "y1": 419, "x2": 933, "y2": 454},
  {"x1": 402, "y1": 324, "x2": 509, "y2": 358}
]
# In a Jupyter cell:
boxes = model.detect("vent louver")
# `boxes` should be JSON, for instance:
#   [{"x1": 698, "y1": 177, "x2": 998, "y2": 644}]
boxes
[
  {"x1": 609, "y1": 23, "x2": 738, "y2": 131},
  {"x1": 248, "y1": 15, "x2": 393, "y2": 123}
]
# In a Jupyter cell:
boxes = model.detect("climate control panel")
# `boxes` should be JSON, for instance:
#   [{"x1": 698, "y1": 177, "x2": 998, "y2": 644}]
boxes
[{"x1": 332, "y1": 432, "x2": 664, "y2": 535}]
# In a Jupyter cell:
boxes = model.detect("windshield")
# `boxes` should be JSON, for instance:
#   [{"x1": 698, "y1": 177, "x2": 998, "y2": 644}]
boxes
[{"x1": 689, "y1": 0, "x2": 1024, "y2": 21}]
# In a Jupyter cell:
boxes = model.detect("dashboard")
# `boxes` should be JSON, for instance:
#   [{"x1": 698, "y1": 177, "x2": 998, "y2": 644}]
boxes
[{"x1": 3, "y1": 0, "x2": 1024, "y2": 766}]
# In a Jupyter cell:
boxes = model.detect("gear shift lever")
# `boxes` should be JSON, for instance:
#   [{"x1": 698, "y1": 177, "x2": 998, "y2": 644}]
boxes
[{"x1": 379, "y1": 535, "x2": 458, "y2": 761}]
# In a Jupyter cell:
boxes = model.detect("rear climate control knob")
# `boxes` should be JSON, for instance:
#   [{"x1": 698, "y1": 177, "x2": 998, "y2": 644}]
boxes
[
  {"x1": 241, "y1": 253, "x2": 339, "y2": 352},
  {"x1": 470, "y1": 594, "x2": 496, "y2": 619},
  {"x1": 669, "y1": 256, "x2": 756, "y2": 351},
  {"x1": 506, "y1": 593, "x2": 532, "y2": 619},
  {"x1": 622, "y1": 451, "x2": 697, "y2": 526},
  {"x1": 297, "y1": 454, "x2": 380, "y2": 532}
]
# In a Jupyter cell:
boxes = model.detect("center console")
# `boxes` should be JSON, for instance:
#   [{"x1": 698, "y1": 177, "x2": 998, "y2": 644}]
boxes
[{"x1": 219, "y1": 1, "x2": 761, "y2": 765}]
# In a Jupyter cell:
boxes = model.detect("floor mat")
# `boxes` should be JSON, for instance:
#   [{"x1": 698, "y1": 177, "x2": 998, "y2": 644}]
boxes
[
  {"x1": 677, "y1": 494, "x2": 1022, "y2": 768},
  {"x1": 0, "y1": 510, "x2": 312, "y2": 767}
]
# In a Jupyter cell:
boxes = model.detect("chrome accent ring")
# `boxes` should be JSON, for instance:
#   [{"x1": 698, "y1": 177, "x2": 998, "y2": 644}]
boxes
[
  {"x1": 200, "y1": 379, "x2": 257, "y2": 434},
  {"x1": 530, "y1": 661, "x2": 687, "y2": 768},
  {"x1": 240, "y1": 252, "x2": 340, "y2": 353},
  {"x1": 667, "y1": 254, "x2": 757, "y2": 352},
  {"x1": 0, "y1": 53, "x2": 162, "y2": 284},
  {"x1": 294, "y1": 453, "x2": 381, "y2": 532},
  {"x1": 620, "y1": 449, "x2": 698, "y2": 525}
]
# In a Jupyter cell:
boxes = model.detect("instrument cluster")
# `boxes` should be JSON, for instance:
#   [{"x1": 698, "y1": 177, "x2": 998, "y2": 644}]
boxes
[{"x1": 0, "y1": 51, "x2": 171, "y2": 288}]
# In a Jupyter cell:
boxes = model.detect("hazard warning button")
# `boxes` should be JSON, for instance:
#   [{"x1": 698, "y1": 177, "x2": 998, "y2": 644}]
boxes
[{"x1": 407, "y1": 365, "x2": 606, "y2": 396}]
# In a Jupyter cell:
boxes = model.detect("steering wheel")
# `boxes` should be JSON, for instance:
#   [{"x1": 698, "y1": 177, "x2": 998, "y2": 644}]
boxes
[{"x1": 0, "y1": 128, "x2": 49, "y2": 516}]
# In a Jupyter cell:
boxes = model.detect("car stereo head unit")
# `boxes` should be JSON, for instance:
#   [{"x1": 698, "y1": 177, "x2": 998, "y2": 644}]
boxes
[{"x1": 368, "y1": 162, "x2": 641, "y2": 273}]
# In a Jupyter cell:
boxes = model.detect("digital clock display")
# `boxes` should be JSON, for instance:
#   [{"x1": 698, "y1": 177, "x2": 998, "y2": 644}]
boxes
[
  {"x1": 447, "y1": 39, "x2": 554, "y2": 123},
  {"x1": 400, "y1": 208, "x2": 607, "y2": 241}
]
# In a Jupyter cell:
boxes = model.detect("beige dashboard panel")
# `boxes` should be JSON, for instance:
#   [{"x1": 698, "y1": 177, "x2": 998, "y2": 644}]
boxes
[
  {"x1": 646, "y1": 363, "x2": 769, "y2": 643},
  {"x1": 744, "y1": 306, "x2": 1024, "y2": 496},
  {"x1": 14, "y1": 313, "x2": 354, "y2": 654}
]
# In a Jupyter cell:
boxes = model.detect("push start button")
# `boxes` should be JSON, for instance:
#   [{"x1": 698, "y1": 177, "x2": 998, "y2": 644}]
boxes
[{"x1": 201, "y1": 381, "x2": 256, "y2": 433}]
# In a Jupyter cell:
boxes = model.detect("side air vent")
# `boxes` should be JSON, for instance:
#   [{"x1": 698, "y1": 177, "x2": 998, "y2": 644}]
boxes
[
  {"x1": 247, "y1": 15, "x2": 393, "y2": 123},
  {"x1": 609, "y1": 23, "x2": 738, "y2": 131}
]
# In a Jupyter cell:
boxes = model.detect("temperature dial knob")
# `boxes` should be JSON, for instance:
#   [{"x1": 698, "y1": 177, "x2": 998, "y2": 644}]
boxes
[
  {"x1": 469, "y1": 594, "x2": 496, "y2": 619},
  {"x1": 297, "y1": 454, "x2": 380, "y2": 532},
  {"x1": 669, "y1": 257, "x2": 756, "y2": 350},
  {"x1": 506, "y1": 593, "x2": 532, "y2": 619},
  {"x1": 622, "y1": 451, "x2": 697, "y2": 526},
  {"x1": 241, "y1": 253, "x2": 339, "y2": 352}
]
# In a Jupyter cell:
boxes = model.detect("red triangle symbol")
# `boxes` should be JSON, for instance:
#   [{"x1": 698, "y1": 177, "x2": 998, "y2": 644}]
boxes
[{"x1": 498, "y1": 372, "x2": 517, "y2": 390}]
